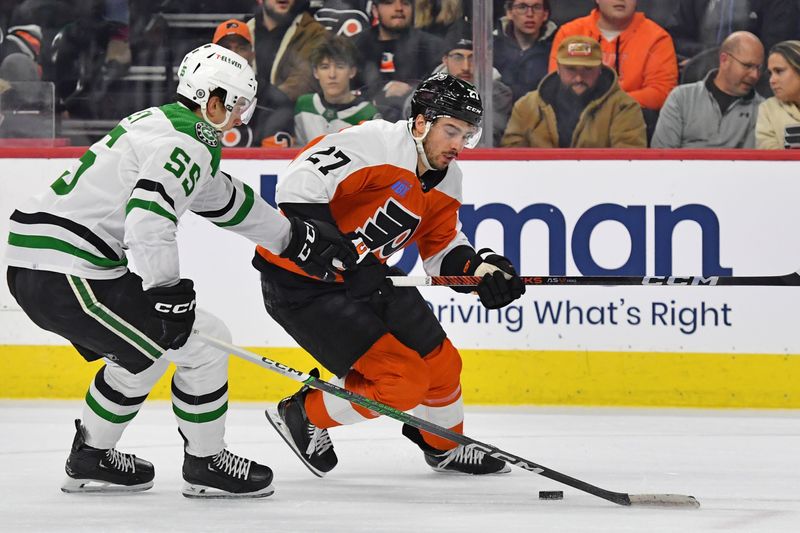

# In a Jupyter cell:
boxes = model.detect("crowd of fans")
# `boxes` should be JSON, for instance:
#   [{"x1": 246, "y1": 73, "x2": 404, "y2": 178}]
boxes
[{"x1": 1, "y1": 0, "x2": 800, "y2": 149}]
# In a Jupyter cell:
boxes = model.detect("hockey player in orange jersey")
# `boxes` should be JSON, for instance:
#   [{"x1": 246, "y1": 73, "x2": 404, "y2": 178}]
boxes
[{"x1": 255, "y1": 73, "x2": 526, "y2": 476}]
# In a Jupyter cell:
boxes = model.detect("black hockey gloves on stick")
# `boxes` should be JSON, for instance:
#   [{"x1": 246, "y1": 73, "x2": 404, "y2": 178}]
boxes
[
  {"x1": 281, "y1": 217, "x2": 358, "y2": 281},
  {"x1": 196, "y1": 332, "x2": 700, "y2": 509},
  {"x1": 144, "y1": 279, "x2": 196, "y2": 349},
  {"x1": 469, "y1": 248, "x2": 526, "y2": 309}
]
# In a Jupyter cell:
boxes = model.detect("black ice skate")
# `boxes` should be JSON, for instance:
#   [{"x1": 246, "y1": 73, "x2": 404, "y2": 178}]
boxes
[
  {"x1": 402, "y1": 424, "x2": 511, "y2": 475},
  {"x1": 265, "y1": 384, "x2": 337, "y2": 477},
  {"x1": 61, "y1": 419, "x2": 155, "y2": 493},
  {"x1": 181, "y1": 449, "x2": 274, "y2": 499}
]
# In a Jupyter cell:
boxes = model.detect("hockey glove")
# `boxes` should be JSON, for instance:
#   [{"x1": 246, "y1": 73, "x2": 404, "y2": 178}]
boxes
[
  {"x1": 281, "y1": 217, "x2": 358, "y2": 281},
  {"x1": 472, "y1": 249, "x2": 526, "y2": 309},
  {"x1": 144, "y1": 279, "x2": 196, "y2": 350},
  {"x1": 342, "y1": 252, "x2": 394, "y2": 302}
]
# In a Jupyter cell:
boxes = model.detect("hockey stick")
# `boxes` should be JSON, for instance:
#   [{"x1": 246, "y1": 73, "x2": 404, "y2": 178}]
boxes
[
  {"x1": 196, "y1": 331, "x2": 700, "y2": 509},
  {"x1": 388, "y1": 272, "x2": 800, "y2": 287}
]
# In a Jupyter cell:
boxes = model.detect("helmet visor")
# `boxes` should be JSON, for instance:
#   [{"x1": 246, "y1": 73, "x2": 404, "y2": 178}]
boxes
[
  {"x1": 231, "y1": 95, "x2": 257, "y2": 125},
  {"x1": 463, "y1": 126, "x2": 482, "y2": 149}
]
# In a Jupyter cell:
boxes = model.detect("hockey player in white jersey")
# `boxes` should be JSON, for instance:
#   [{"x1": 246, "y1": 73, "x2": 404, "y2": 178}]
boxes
[{"x1": 4, "y1": 43, "x2": 357, "y2": 498}]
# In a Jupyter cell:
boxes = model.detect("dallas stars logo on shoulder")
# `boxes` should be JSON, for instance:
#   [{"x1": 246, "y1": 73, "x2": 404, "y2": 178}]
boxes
[{"x1": 195, "y1": 121, "x2": 219, "y2": 147}]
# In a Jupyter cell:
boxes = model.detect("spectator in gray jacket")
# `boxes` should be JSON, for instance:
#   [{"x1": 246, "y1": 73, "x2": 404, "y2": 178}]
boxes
[{"x1": 652, "y1": 31, "x2": 764, "y2": 148}]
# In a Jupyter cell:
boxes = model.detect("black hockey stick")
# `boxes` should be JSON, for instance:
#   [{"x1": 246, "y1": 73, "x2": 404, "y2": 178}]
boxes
[
  {"x1": 387, "y1": 272, "x2": 800, "y2": 287},
  {"x1": 196, "y1": 331, "x2": 700, "y2": 509}
]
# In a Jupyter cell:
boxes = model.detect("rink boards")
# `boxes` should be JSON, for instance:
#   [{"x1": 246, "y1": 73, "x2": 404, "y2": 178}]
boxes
[{"x1": 1, "y1": 149, "x2": 800, "y2": 407}]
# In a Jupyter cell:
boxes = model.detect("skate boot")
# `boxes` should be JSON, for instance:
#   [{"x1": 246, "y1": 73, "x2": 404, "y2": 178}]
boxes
[
  {"x1": 181, "y1": 449, "x2": 274, "y2": 499},
  {"x1": 265, "y1": 383, "x2": 337, "y2": 477},
  {"x1": 402, "y1": 424, "x2": 511, "y2": 475},
  {"x1": 61, "y1": 419, "x2": 155, "y2": 493}
]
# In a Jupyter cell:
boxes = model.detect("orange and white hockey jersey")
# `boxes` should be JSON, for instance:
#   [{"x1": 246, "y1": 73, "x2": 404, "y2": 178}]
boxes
[{"x1": 256, "y1": 119, "x2": 472, "y2": 277}]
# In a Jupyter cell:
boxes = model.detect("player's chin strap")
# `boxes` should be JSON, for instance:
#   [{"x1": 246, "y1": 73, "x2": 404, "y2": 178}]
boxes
[
  {"x1": 202, "y1": 107, "x2": 230, "y2": 131},
  {"x1": 410, "y1": 119, "x2": 434, "y2": 172}
]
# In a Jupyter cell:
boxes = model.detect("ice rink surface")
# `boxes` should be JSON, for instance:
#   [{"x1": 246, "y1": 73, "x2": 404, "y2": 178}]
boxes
[{"x1": 1, "y1": 401, "x2": 799, "y2": 533}]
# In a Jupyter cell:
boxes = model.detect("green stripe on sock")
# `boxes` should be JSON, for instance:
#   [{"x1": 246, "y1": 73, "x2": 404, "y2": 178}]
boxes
[
  {"x1": 85, "y1": 391, "x2": 138, "y2": 424},
  {"x1": 172, "y1": 402, "x2": 228, "y2": 423}
]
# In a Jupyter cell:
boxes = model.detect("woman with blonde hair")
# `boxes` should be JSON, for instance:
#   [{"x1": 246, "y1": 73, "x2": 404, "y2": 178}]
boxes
[{"x1": 756, "y1": 40, "x2": 800, "y2": 149}]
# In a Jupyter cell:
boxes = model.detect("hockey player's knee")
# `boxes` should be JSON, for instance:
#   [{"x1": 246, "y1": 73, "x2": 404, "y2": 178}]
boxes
[{"x1": 375, "y1": 356, "x2": 430, "y2": 411}]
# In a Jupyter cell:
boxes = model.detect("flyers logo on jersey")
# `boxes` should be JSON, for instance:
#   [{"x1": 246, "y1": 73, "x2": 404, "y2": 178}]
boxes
[{"x1": 354, "y1": 198, "x2": 420, "y2": 259}]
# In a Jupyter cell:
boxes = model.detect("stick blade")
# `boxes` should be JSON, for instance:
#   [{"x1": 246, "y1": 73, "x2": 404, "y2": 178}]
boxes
[{"x1": 627, "y1": 494, "x2": 700, "y2": 508}]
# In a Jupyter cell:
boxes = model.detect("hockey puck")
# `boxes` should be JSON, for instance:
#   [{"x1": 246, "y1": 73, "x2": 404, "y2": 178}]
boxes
[{"x1": 538, "y1": 490, "x2": 564, "y2": 500}]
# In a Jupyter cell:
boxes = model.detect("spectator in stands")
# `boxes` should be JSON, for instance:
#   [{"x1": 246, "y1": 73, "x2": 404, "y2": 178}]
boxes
[
  {"x1": 549, "y1": 0, "x2": 678, "y2": 112},
  {"x1": 494, "y1": 0, "x2": 558, "y2": 103},
  {"x1": 757, "y1": 40, "x2": 800, "y2": 148},
  {"x1": 414, "y1": 0, "x2": 463, "y2": 38},
  {"x1": 667, "y1": 0, "x2": 798, "y2": 66},
  {"x1": 213, "y1": 18, "x2": 255, "y2": 67},
  {"x1": 404, "y1": 34, "x2": 513, "y2": 145},
  {"x1": 502, "y1": 35, "x2": 646, "y2": 147},
  {"x1": 248, "y1": 0, "x2": 329, "y2": 146},
  {"x1": 294, "y1": 35, "x2": 380, "y2": 145},
  {"x1": 652, "y1": 32, "x2": 764, "y2": 148},
  {"x1": 353, "y1": 0, "x2": 444, "y2": 121},
  {"x1": 308, "y1": 0, "x2": 370, "y2": 37}
]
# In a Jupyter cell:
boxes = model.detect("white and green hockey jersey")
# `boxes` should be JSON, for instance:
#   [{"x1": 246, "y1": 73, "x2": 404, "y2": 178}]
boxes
[
  {"x1": 293, "y1": 92, "x2": 380, "y2": 146},
  {"x1": 5, "y1": 102, "x2": 290, "y2": 289}
]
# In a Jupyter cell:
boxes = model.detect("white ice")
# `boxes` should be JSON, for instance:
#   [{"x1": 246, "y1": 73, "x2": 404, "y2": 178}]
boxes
[{"x1": 1, "y1": 401, "x2": 799, "y2": 532}]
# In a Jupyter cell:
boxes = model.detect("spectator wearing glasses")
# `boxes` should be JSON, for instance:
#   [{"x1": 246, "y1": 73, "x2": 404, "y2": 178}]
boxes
[
  {"x1": 549, "y1": 0, "x2": 677, "y2": 112},
  {"x1": 653, "y1": 32, "x2": 764, "y2": 148},
  {"x1": 405, "y1": 34, "x2": 513, "y2": 145},
  {"x1": 494, "y1": 0, "x2": 558, "y2": 103},
  {"x1": 757, "y1": 40, "x2": 800, "y2": 149},
  {"x1": 502, "y1": 35, "x2": 646, "y2": 148}
]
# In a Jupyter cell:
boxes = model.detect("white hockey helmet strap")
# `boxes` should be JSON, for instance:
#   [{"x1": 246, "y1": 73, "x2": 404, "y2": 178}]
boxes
[{"x1": 177, "y1": 43, "x2": 258, "y2": 129}]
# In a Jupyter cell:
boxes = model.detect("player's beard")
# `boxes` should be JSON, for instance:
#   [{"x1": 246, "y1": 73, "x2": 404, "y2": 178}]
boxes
[{"x1": 423, "y1": 142, "x2": 456, "y2": 171}]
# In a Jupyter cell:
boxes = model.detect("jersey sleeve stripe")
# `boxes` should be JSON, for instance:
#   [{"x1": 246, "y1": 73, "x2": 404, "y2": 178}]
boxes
[
  {"x1": 213, "y1": 182, "x2": 255, "y2": 228},
  {"x1": 132, "y1": 179, "x2": 176, "y2": 209},
  {"x1": 7, "y1": 233, "x2": 128, "y2": 268},
  {"x1": 125, "y1": 198, "x2": 178, "y2": 223},
  {"x1": 192, "y1": 176, "x2": 237, "y2": 219},
  {"x1": 10, "y1": 210, "x2": 121, "y2": 261}
]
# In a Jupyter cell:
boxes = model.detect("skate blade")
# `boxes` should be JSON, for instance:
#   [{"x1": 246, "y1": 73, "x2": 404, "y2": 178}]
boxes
[
  {"x1": 264, "y1": 408, "x2": 326, "y2": 479},
  {"x1": 181, "y1": 482, "x2": 274, "y2": 499},
  {"x1": 61, "y1": 477, "x2": 154, "y2": 493}
]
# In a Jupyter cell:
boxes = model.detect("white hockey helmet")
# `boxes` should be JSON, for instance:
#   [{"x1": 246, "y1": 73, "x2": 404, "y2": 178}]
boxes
[{"x1": 177, "y1": 43, "x2": 258, "y2": 130}]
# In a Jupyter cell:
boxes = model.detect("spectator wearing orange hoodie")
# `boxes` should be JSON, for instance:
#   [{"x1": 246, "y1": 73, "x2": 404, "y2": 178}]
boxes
[{"x1": 548, "y1": 0, "x2": 677, "y2": 111}]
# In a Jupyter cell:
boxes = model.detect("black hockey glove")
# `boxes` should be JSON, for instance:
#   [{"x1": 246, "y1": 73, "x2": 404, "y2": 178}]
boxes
[
  {"x1": 143, "y1": 279, "x2": 196, "y2": 350},
  {"x1": 281, "y1": 217, "x2": 358, "y2": 281},
  {"x1": 471, "y1": 249, "x2": 526, "y2": 309},
  {"x1": 342, "y1": 252, "x2": 394, "y2": 302}
]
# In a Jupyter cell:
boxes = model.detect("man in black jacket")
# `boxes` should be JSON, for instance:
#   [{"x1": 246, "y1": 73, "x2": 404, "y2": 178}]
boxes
[{"x1": 353, "y1": 0, "x2": 444, "y2": 121}]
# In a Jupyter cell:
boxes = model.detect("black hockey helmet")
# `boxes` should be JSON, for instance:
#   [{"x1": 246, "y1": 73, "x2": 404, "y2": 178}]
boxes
[{"x1": 410, "y1": 72, "x2": 483, "y2": 128}]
